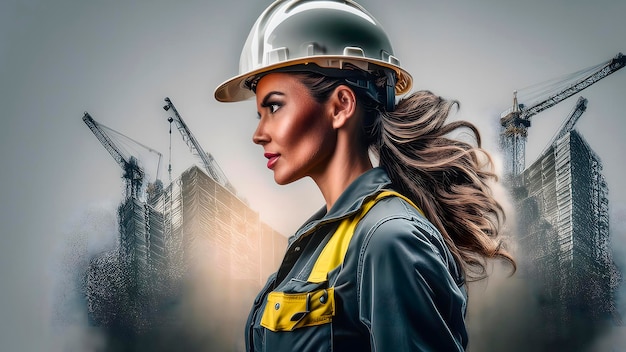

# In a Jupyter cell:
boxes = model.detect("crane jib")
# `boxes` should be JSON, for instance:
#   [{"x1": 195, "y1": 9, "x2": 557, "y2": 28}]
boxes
[{"x1": 499, "y1": 52, "x2": 625, "y2": 177}]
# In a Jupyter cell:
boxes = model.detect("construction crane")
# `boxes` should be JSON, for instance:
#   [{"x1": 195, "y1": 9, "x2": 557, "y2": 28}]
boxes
[
  {"x1": 162, "y1": 97, "x2": 236, "y2": 193},
  {"x1": 537, "y1": 96, "x2": 588, "y2": 158},
  {"x1": 83, "y1": 112, "x2": 162, "y2": 199},
  {"x1": 500, "y1": 52, "x2": 625, "y2": 177}
]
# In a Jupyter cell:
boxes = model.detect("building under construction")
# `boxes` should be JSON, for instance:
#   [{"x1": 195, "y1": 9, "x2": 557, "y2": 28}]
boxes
[
  {"x1": 86, "y1": 164, "x2": 286, "y2": 351},
  {"x1": 497, "y1": 54, "x2": 623, "y2": 345},
  {"x1": 512, "y1": 128, "x2": 620, "y2": 341},
  {"x1": 83, "y1": 103, "x2": 287, "y2": 351}
]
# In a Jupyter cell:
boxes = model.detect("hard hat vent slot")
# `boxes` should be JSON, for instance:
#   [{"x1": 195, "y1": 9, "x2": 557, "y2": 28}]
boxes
[
  {"x1": 381, "y1": 50, "x2": 400, "y2": 66},
  {"x1": 343, "y1": 46, "x2": 365, "y2": 58},
  {"x1": 342, "y1": 47, "x2": 368, "y2": 70},
  {"x1": 306, "y1": 43, "x2": 326, "y2": 56},
  {"x1": 266, "y1": 47, "x2": 289, "y2": 65}
]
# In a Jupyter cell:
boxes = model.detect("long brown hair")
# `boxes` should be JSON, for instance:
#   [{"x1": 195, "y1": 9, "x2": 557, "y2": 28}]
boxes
[{"x1": 294, "y1": 70, "x2": 516, "y2": 280}]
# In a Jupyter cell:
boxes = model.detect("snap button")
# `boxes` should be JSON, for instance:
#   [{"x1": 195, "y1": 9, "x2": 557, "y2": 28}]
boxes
[
  {"x1": 275, "y1": 303, "x2": 280, "y2": 310},
  {"x1": 294, "y1": 246, "x2": 301, "y2": 252},
  {"x1": 319, "y1": 290, "x2": 328, "y2": 304}
]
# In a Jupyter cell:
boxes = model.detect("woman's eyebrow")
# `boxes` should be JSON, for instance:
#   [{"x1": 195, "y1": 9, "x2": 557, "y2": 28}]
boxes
[{"x1": 261, "y1": 91, "x2": 285, "y2": 106}]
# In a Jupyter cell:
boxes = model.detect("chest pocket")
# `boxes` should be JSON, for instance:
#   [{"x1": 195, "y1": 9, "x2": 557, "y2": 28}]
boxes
[{"x1": 260, "y1": 190, "x2": 423, "y2": 332}]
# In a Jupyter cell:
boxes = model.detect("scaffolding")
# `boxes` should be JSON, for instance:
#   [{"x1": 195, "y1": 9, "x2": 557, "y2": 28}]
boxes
[{"x1": 514, "y1": 129, "x2": 619, "y2": 338}]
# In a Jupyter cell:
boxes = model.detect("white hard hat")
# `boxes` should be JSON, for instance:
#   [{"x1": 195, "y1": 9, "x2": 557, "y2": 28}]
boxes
[{"x1": 214, "y1": 0, "x2": 412, "y2": 105}]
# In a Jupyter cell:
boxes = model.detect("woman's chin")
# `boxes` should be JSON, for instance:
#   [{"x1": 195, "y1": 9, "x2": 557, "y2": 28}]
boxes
[{"x1": 273, "y1": 172, "x2": 301, "y2": 186}]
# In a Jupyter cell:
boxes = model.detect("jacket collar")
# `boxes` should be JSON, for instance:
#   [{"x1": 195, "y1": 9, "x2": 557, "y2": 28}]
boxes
[
  {"x1": 291, "y1": 167, "x2": 392, "y2": 241},
  {"x1": 326, "y1": 167, "x2": 392, "y2": 220}
]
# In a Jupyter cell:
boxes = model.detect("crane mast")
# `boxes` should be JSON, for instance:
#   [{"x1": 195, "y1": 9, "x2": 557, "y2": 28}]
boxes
[
  {"x1": 163, "y1": 97, "x2": 236, "y2": 193},
  {"x1": 500, "y1": 52, "x2": 625, "y2": 177},
  {"x1": 83, "y1": 112, "x2": 144, "y2": 199}
]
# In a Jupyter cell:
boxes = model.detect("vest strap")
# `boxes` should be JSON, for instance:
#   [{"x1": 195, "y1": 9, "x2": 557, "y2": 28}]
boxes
[{"x1": 307, "y1": 190, "x2": 423, "y2": 283}]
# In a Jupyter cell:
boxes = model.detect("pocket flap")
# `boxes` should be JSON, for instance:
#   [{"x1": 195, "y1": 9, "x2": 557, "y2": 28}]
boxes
[{"x1": 260, "y1": 288, "x2": 335, "y2": 332}]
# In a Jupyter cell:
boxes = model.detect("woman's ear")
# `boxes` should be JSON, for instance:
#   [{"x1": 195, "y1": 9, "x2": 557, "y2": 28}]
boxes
[{"x1": 328, "y1": 85, "x2": 357, "y2": 129}]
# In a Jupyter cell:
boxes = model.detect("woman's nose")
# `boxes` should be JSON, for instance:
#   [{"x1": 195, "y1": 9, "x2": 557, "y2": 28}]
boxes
[{"x1": 252, "y1": 119, "x2": 269, "y2": 145}]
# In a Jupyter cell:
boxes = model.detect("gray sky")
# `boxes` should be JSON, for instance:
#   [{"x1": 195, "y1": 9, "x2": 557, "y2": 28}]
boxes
[{"x1": 1, "y1": 0, "x2": 625, "y2": 350}]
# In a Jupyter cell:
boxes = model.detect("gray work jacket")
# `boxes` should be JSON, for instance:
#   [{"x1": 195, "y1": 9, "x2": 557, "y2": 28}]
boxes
[{"x1": 246, "y1": 167, "x2": 468, "y2": 351}]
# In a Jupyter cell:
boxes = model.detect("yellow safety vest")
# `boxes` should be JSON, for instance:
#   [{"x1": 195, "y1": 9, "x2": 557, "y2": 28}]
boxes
[{"x1": 261, "y1": 191, "x2": 423, "y2": 332}]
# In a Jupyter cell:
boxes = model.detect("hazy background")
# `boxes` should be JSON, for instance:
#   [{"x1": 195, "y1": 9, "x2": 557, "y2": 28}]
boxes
[{"x1": 1, "y1": 0, "x2": 625, "y2": 350}]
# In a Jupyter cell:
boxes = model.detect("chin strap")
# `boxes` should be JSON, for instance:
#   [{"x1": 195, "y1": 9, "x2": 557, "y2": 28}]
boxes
[
  {"x1": 343, "y1": 69, "x2": 396, "y2": 112},
  {"x1": 384, "y1": 70, "x2": 396, "y2": 112}
]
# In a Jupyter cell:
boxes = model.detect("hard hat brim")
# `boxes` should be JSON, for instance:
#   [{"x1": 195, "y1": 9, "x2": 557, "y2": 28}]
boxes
[{"x1": 214, "y1": 56, "x2": 412, "y2": 103}]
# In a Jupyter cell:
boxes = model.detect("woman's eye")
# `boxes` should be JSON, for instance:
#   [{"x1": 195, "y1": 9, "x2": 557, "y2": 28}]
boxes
[
  {"x1": 259, "y1": 101, "x2": 282, "y2": 116},
  {"x1": 268, "y1": 103, "x2": 281, "y2": 113}
]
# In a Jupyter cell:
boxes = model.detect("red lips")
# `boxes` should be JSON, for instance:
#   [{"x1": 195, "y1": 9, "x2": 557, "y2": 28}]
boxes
[{"x1": 264, "y1": 152, "x2": 280, "y2": 169}]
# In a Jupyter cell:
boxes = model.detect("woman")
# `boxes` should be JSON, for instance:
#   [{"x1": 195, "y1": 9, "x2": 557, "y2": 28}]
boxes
[{"x1": 215, "y1": 1, "x2": 515, "y2": 351}]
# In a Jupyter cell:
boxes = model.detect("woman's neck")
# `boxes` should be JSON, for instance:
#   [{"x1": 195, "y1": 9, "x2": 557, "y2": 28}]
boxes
[{"x1": 311, "y1": 147, "x2": 372, "y2": 212}]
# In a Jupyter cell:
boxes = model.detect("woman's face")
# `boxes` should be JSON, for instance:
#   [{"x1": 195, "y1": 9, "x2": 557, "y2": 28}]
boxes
[{"x1": 252, "y1": 73, "x2": 337, "y2": 185}]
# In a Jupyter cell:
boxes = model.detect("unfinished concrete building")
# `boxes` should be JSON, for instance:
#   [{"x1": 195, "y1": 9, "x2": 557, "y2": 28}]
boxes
[
  {"x1": 149, "y1": 165, "x2": 285, "y2": 287},
  {"x1": 83, "y1": 103, "x2": 289, "y2": 350},
  {"x1": 86, "y1": 165, "x2": 287, "y2": 350},
  {"x1": 514, "y1": 129, "x2": 619, "y2": 339}
]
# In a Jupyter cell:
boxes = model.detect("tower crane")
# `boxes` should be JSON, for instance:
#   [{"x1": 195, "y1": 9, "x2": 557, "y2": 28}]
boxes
[
  {"x1": 500, "y1": 52, "x2": 625, "y2": 177},
  {"x1": 537, "y1": 96, "x2": 588, "y2": 158},
  {"x1": 83, "y1": 112, "x2": 162, "y2": 199},
  {"x1": 162, "y1": 97, "x2": 236, "y2": 193}
]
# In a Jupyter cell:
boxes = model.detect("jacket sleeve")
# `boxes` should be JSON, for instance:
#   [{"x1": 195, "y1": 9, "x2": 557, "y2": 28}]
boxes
[{"x1": 357, "y1": 215, "x2": 467, "y2": 351}]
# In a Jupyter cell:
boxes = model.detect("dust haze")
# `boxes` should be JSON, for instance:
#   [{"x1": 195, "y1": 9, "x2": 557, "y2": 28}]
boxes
[{"x1": 49, "y1": 203, "x2": 260, "y2": 352}]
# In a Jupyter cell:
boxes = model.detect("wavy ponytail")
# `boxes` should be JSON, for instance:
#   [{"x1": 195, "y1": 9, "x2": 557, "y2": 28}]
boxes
[{"x1": 371, "y1": 91, "x2": 515, "y2": 280}]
